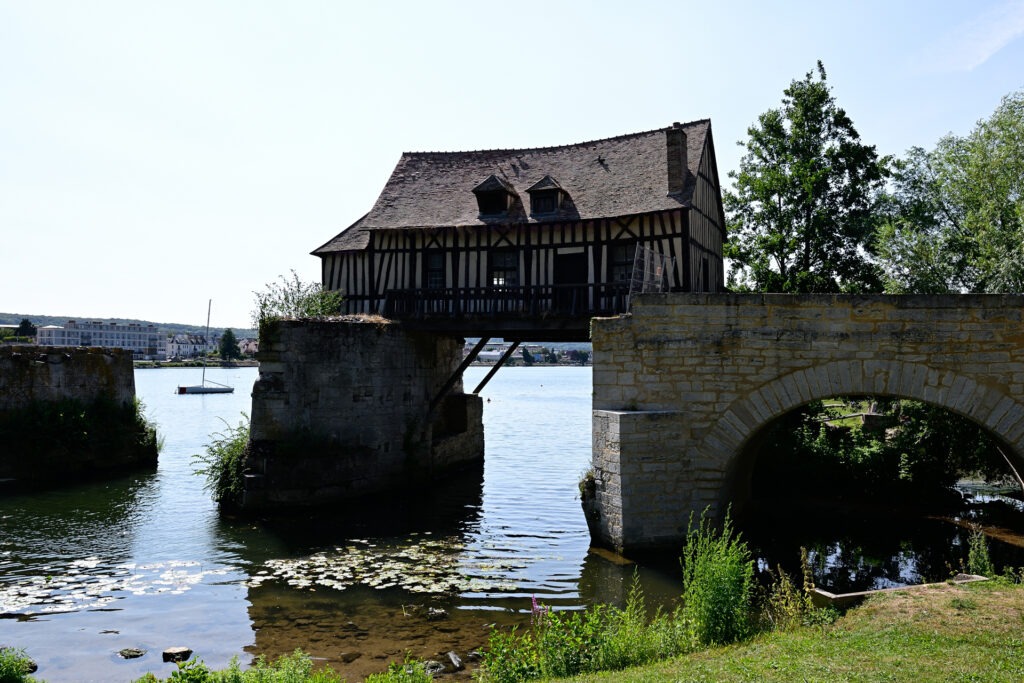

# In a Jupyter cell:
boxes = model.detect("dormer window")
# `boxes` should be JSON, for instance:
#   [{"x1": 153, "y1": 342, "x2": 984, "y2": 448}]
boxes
[
  {"x1": 473, "y1": 175, "x2": 516, "y2": 217},
  {"x1": 526, "y1": 175, "x2": 568, "y2": 217},
  {"x1": 477, "y1": 191, "x2": 508, "y2": 216}
]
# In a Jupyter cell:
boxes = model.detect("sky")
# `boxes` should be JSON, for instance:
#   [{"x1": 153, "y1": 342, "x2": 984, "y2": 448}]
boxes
[{"x1": 2, "y1": 1, "x2": 1023, "y2": 330}]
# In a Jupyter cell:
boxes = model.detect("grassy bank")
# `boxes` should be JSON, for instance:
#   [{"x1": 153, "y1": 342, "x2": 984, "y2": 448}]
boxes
[{"x1": 552, "y1": 580, "x2": 1024, "y2": 682}]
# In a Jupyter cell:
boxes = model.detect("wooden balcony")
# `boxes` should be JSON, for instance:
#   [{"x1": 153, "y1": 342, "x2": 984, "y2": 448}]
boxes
[{"x1": 382, "y1": 283, "x2": 630, "y2": 341}]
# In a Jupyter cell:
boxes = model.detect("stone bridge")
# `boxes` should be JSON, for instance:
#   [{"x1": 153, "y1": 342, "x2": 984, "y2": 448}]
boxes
[{"x1": 588, "y1": 293, "x2": 1024, "y2": 554}]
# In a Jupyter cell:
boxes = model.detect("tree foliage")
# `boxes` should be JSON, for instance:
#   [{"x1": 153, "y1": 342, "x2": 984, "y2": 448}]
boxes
[
  {"x1": 218, "y1": 328, "x2": 241, "y2": 360},
  {"x1": 876, "y1": 90, "x2": 1024, "y2": 294},
  {"x1": 724, "y1": 61, "x2": 888, "y2": 293},
  {"x1": 15, "y1": 318, "x2": 36, "y2": 337}
]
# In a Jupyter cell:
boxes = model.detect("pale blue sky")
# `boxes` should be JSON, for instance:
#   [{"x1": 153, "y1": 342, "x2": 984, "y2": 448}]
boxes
[{"x1": 2, "y1": 1, "x2": 1022, "y2": 330}]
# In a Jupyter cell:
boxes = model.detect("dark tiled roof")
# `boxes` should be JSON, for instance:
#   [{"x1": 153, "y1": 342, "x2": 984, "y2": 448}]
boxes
[{"x1": 314, "y1": 120, "x2": 711, "y2": 255}]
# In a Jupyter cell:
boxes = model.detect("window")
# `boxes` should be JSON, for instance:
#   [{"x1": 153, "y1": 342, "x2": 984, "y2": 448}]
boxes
[
  {"x1": 477, "y1": 191, "x2": 508, "y2": 216},
  {"x1": 426, "y1": 252, "x2": 445, "y2": 289},
  {"x1": 526, "y1": 175, "x2": 569, "y2": 217},
  {"x1": 610, "y1": 242, "x2": 635, "y2": 284},
  {"x1": 530, "y1": 190, "x2": 558, "y2": 215},
  {"x1": 489, "y1": 250, "x2": 519, "y2": 287},
  {"x1": 473, "y1": 175, "x2": 516, "y2": 217}
]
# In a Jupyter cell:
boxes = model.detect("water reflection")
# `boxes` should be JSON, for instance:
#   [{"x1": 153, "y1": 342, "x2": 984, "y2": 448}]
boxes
[
  {"x1": 0, "y1": 472, "x2": 157, "y2": 615},
  {"x1": 740, "y1": 493, "x2": 1024, "y2": 593}
]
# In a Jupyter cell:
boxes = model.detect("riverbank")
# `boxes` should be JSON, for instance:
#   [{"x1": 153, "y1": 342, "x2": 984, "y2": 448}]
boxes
[
  {"x1": 552, "y1": 580, "x2": 1024, "y2": 682},
  {"x1": 134, "y1": 359, "x2": 258, "y2": 369}
]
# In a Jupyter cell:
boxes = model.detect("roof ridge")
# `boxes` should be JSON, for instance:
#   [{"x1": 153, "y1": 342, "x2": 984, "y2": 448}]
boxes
[{"x1": 401, "y1": 119, "x2": 710, "y2": 159}]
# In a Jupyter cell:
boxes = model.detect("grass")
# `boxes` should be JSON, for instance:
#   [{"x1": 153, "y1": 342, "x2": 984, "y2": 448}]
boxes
[{"x1": 546, "y1": 581, "x2": 1024, "y2": 682}]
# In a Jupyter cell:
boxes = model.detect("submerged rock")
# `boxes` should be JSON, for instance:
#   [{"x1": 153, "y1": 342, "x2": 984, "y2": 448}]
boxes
[{"x1": 119, "y1": 647, "x2": 146, "y2": 659}]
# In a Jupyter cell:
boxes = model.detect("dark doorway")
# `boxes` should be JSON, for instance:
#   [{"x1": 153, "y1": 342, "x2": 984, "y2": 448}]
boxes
[{"x1": 554, "y1": 251, "x2": 588, "y2": 314}]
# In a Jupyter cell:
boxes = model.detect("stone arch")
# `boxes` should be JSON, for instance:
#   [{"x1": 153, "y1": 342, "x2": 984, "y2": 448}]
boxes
[{"x1": 701, "y1": 359, "x2": 1024, "y2": 513}]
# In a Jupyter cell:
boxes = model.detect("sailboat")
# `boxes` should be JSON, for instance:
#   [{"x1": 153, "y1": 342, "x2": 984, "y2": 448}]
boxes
[{"x1": 176, "y1": 300, "x2": 234, "y2": 395}]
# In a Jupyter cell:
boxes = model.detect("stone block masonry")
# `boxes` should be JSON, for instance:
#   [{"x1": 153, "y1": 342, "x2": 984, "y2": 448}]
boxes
[
  {"x1": 588, "y1": 293, "x2": 1024, "y2": 554},
  {"x1": 0, "y1": 345, "x2": 156, "y2": 486},
  {"x1": 243, "y1": 318, "x2": 483, "y2": 509},
  {"x1": 0, "y1": 345, "x2": 135, "y2": 411}
]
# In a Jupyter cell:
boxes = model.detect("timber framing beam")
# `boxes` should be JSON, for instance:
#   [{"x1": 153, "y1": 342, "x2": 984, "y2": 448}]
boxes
[
  {"x1": 428, "y1": 337, "x2": 489, "y2": 414},
  {"x1": 472, "y1": 341, "x2": 520, "y2": 395}
]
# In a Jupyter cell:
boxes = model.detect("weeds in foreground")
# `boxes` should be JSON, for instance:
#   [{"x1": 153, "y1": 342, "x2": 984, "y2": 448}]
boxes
[
  {"x1": 681, "y1": 508, "x2": 754, "y2": 645},
  {"x1": 192, "y1": 413, "x2": 250, "y2": 508},
  {"x1": 480, "y1": 576, "x2": 695, "y2": 683},
  {"x1": 760, "y1": 547, "x2": 839, "y2": 632},
  {"x1": 0, "y1": 648, "x2": 38, "y2": 683},
  {"x1": 967, "y1": 526, "x2": 995, "y2": 577},
  {"x1": 364, "y1": 658, "x2": 434, "y2": 682},
  {"x1": 131, "y1": 650, "x2": 440, "y2": 682}
]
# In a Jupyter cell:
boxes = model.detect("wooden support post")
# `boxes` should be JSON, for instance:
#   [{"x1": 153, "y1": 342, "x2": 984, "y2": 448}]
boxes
[
  {"x1": 473, "y1": 341, "x2": 520, "y2": 395},
  {"x1": 429, "y1": 337, "x2": 490, "y2": 414}
]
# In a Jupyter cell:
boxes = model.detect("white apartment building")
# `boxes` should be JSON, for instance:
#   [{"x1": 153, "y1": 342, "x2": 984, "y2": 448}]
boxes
[{"x1": 36, "y1": 321, "x2": 166, "y2": 360}]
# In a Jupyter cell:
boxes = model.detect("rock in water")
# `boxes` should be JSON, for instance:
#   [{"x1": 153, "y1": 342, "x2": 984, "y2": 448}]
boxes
[
  {"x1": 446, "y1": 651, "x2": 464, "y2": 671},
  {"x1": 424, "y1": 660, "x2": 446, "y2": 676},
  {"x1": 119, "y1": 647, "x2": 146, "y2": 659},
  {"x1": 162, "y1": 647, "x2": 193, "y2": 663}
]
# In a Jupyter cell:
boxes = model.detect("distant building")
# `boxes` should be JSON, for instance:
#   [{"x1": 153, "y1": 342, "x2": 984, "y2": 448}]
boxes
[
  {"x1": 238, "y1": 337, "x2": 259, "y2": 357},
  {"x1": 36, "y1": 321, "x2": 165, "y2": 360},
  {"x1": 165, "y1": 333, "x2": 219, "y2": 359}
]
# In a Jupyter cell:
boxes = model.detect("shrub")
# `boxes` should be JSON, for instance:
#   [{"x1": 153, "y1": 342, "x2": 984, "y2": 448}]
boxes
[
  {"x1": 967, "y1": 526, "x2": 995, "y2": 577},
  {"x1": 480, "y1": 578, "x2": 695, "y2": 682},
  {"x1": 0, "y1": 648, "x2": 37, "y2": 683},
  {"x1": 252, "y1": 270, "x2": 344, "y2": 338},
  {"x1": 134, "y1": 650, "x2": 344, "y2": 682},
  {"x1": 192, "y1": 413, "x2": 250, "y2": 508},
  {"x1": 681, "y1": 508, "x2": 754, "y2": 646}
]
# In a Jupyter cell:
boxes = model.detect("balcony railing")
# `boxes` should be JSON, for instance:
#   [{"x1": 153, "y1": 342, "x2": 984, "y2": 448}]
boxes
[{"x1": 383, "y1": 283, "x2": 631, "y2": 320}]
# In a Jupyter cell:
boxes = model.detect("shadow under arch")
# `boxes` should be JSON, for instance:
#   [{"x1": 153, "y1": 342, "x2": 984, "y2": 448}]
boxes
[{"x1": 704, "y1": 358, "x2": 1024, "y2": 517}]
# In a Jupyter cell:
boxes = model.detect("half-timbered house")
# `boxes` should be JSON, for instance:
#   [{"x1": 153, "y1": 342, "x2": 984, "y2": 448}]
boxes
[{"x1": 313, "y1": 119, "x2": 726, "y2": 341}]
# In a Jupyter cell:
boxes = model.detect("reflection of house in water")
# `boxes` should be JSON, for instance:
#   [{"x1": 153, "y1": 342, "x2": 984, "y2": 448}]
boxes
[{"x1": 313, "y1": 119, "x2": 727, "y2": 341}]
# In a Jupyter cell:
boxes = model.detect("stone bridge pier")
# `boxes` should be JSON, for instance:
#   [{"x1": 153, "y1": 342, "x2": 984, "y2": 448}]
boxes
[{"x1": 588, "y1": 293, "x2": 1024, "y2": 555}]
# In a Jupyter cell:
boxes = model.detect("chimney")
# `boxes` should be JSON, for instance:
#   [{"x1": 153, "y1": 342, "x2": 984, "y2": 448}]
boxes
[{"x1": 666, "y1": 122, "x2": 688, "y2": 195}]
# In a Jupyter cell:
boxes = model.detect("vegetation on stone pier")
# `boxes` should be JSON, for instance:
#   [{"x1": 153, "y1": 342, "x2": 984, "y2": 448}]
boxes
[
  {"x1": 251, "y1": 269, "x2": 344, "y2": 340},
  {"x1": 192, "y1": 413, "x2": 250, "y2": 509},
  {"x1": 0, "y1": 396, "x2": 159, "y2": 484}
]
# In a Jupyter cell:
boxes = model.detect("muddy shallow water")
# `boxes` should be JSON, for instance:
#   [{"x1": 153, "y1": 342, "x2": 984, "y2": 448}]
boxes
[{"x1": 3, "y1": 365, "x2": 1024, "y2": 681}]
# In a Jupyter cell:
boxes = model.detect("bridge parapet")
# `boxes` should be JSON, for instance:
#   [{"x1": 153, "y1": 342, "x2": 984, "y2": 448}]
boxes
[{"x1": 589, "y1": 293, "x2": 1024, "y2": 554}]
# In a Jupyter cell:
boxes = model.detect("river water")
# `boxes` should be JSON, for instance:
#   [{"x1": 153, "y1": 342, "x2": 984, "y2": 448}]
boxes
[{"x1": 3, "y1": 365, "x2": 1024, "y2": 681}]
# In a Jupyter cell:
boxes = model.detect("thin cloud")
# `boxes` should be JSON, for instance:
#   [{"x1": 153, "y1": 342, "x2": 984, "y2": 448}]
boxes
[{"x1": 913, "y1": 0, "x2": 1024, "y2": 73}]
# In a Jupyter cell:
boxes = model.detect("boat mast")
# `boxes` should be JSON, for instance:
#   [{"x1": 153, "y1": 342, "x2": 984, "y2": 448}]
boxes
[{"x1": 202, "y1": 299, "x2": 211, "y2": 385}]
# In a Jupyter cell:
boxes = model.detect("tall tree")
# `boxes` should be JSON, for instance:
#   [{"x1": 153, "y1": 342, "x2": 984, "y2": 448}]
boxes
[
  {"x1": 219, "y1": 328, "x2": 242, "y2": 360},
  {"x1": 877, "y1": 90, "x2": 1024, "y2": 294},
  {"x1": 15, "y1": 319, "x2": 36, "y2": 337},
  {"x1": 724, "y1": 61, "x2": 889, "y2": 293}
]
